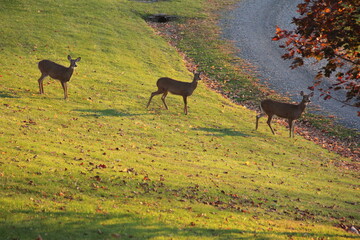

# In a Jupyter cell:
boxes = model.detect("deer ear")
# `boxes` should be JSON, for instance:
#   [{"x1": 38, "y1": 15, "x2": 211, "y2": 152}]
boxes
[
  {"x1": 300, "y1": 91, "x2": 304, "y2": 96},
  {"x1": 76, "y1": 57, "x2": 81, "y2": 62},
  {"x1": 67, "y1": 55, "x2": 71, "y2": 60}
]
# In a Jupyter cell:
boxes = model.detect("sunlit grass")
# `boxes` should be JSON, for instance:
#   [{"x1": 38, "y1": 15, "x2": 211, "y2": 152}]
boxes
[{"x1": 0, "y1": 0, "x2": 359, "y2": 239}]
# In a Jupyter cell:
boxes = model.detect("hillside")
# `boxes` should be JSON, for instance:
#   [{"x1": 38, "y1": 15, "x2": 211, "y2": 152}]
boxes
[{"x1": 0, "y1": 0, "x2": 359, "y2": 239}]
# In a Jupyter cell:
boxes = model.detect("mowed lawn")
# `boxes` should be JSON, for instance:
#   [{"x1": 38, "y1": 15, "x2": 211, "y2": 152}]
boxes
[{"x1": 0, "y1": 0, "x2": 359, "y2": 239}]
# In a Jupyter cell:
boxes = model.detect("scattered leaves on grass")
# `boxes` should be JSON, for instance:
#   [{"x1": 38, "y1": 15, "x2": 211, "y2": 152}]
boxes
[{"x1": 148, "y1": 15, "x2": 360, "y2": 166}]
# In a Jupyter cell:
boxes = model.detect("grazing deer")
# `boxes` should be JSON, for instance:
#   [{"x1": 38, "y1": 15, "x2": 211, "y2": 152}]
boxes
[
  {"x1": 37, "y1": 55, "x2": 81, "y2": 99},
  {"x1": 146, "y1": 72, "x2": 202, "y2": 115},
  {"x1": 255, "y1": 91, "x2": 314, "y2": 137}
]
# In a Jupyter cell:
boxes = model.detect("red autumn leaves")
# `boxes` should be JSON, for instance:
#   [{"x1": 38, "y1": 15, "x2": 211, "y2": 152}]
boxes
[{"x1": 273, "y1": 0, "x2": 359, "y2": 111}]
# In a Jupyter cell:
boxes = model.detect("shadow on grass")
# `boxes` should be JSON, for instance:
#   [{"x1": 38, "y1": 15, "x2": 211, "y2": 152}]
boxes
[
  {"x1": 0, "y1": 91, "x2": 19, "y2": 98},
  {"x1": 192, "y1": 127, "x2": 251, "y2": 137},
  {"x1": 1, "y1": 210, "x2": 357, "y2": 240},
  {"x1": 73, "y1": 109, "x2": 145, "y2": 117}
]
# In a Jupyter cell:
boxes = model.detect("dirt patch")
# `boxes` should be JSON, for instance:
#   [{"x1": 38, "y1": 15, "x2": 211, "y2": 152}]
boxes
[
  {"x1": 130, "y1": 0, "x2": 170, "y2": 2},
  {"x1": 146, "y1": 14, "x2": 178, "y2": 23}
]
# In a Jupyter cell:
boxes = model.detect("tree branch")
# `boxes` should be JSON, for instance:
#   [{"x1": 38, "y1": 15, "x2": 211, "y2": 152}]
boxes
[{"x1": 334, "y1": 53, "x2": 359, "y2": 65}]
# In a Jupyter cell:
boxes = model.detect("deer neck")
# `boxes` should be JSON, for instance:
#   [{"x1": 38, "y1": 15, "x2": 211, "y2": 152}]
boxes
[
  {"x1": 191, "y1": 80, "x2": 198, "y2": 91},
  {"x1": 64, "y1": 66, "x2": 75, "y2": 81},
  {"x1": 298, "y1": 100, "x2": 307, "y2": 113}
]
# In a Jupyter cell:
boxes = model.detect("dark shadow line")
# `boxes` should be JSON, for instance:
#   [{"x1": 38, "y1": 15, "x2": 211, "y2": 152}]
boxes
[
  {"x1": 73, "y1": 109, "x2": 146, "y2": 117},
  {"x1": 3, "y1": 210, "x2": 358, "y2": 239},
  {"x1": 192, "y1": 127, "x2": 251, "y2": 137},
  {"x1": 0, "y1": 91, "x2": 19, "y2": 98}
]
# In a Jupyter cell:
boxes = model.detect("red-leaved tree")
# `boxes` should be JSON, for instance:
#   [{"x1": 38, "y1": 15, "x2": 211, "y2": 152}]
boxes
[{"x1": 273, "y1": 0, "x2": 359, "y2": 113}]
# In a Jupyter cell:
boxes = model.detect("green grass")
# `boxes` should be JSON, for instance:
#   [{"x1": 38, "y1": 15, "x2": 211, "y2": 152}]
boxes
[{"x1": 0, "y1": 0, "x2": 359, "y2": 239}]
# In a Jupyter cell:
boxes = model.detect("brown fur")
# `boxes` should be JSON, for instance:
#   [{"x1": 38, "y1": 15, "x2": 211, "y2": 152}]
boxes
[
  {"x1": 256, "y1": 91, "x2": 314, "y2": 137},
  {"x1": 146, "y1": 72, "x2": 201, "y2": 115},
  {"x1": 37, "y1": 55, "x2": 81, "y2": 99}
]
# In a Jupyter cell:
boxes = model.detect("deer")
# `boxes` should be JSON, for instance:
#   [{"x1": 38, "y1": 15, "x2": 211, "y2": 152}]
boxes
[
  {"x1": 37, "y1": 55, "x2": 81, "y2": 99},
  {"x1": 255, "y1": 91, "x2": 314, "y2": 137},
  {"x1": 146, "y1": 72, "x2": 202, "y2": 115}
]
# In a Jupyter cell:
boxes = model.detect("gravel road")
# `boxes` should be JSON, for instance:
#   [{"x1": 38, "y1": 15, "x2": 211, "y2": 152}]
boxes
[{"x1": 220, "y1": 0, "x2": 359, "y2": 131}]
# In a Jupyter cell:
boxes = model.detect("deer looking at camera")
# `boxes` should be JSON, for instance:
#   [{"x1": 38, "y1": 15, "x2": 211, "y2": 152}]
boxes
[
  {"x1": 146, "y1": 72, "x2": 202, "y2": 115},
  {"x1": 256, "y1": 91, "x2": 314, "y2": 137},
  {"x1": 37, "y1": 55, "x2": 81, "y2": 99}
]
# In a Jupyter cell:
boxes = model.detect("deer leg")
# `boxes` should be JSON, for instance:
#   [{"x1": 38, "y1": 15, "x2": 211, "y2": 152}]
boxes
[
  {"x1": 183, "y1": 96, "x2": 188, "y2": 115},
  {"x1": 292, "y1": 121, "x2": 296, "y2": 138},
  {"x1": 289, "y1": 119, "x2": 294, "y2": 138},
  {"x1": 255, "y1": 113, "x2": 266, "y2": 130},
  {"x1": 61, "y1": 81, "x2": 68, "y2": 99},
  {"x1": 266, "y1": 115, "x2": 275, "y2": 135},
  {"x1": 161, "y1": 91, "x2": 168, "y2": 110},
  {"x1": 146, "y1": 90, "x2": 163, "y2": 108},
  {"x1": 38, "y1": 74, "x2": 47, "y2": 94}
]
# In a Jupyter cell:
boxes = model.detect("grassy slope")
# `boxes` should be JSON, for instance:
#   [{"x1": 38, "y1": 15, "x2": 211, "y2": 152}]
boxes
[{"x1": 0, "y1": 0, "x2": 359, "y2": 239}]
